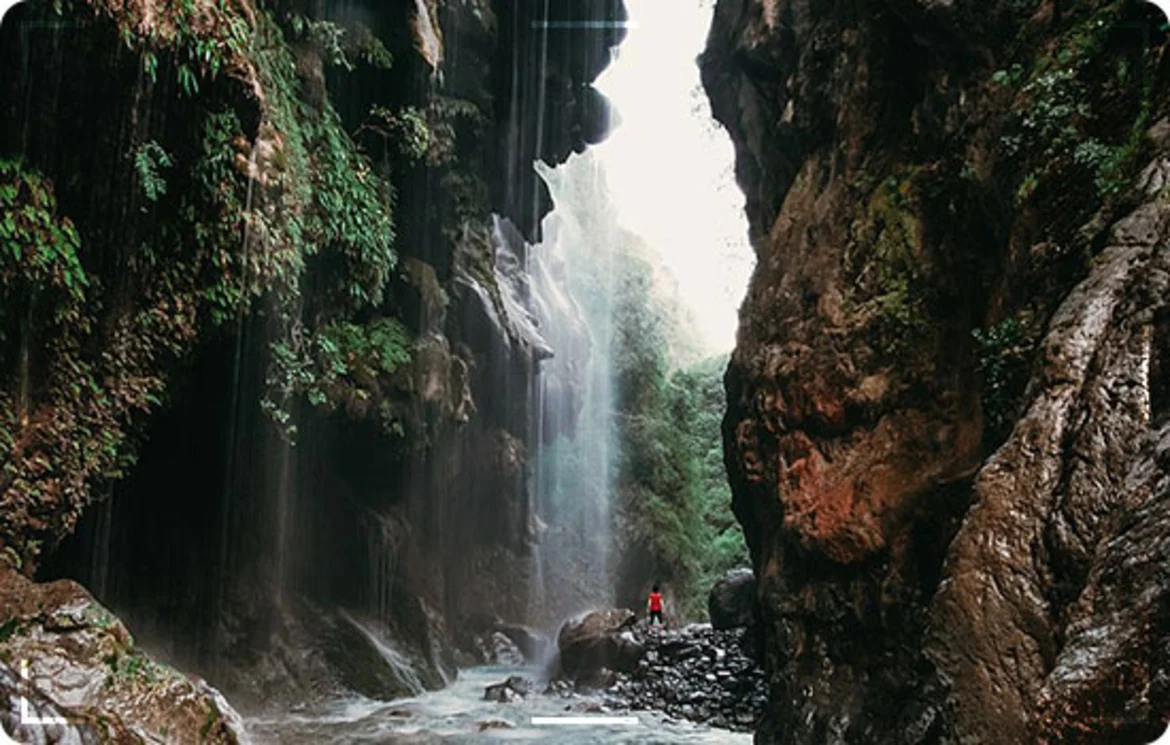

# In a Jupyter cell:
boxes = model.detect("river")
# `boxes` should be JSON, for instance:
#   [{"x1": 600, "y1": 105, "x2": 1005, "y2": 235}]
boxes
[{"x1": 246, "y1": 666, "x2": 753, "y2": 744}]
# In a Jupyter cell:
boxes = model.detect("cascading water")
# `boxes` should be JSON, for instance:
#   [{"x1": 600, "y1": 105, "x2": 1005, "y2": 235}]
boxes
[
  {"x1": 488, "y1": 153, "x2": 628, "y2": 628},
  {"x1": 338, "y1": 610, "x2": 427, "y2": 697}
]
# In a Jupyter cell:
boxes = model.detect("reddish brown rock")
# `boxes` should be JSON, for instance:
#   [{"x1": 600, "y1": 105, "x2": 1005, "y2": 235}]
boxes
[{"x1": 703, "y1": 0, "x2": 1170, "y2": 742}]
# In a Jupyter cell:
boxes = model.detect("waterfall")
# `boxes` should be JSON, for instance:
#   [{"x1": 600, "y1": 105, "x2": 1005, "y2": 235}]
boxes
[
  {"x1": 339, "y1": 610, "x2": 426, "y2": 697},
  {"x1": 488, "y1": 153, "x2": 625, "y2": 626}
]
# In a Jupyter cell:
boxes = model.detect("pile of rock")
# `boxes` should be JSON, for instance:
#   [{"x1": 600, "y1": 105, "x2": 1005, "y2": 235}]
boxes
[
  {"x1": 600, "y1": 623, "x2": 766, "y2": 731},
  {"x1": 534, "y1": 570, "x2": 766, "y2": 730}
]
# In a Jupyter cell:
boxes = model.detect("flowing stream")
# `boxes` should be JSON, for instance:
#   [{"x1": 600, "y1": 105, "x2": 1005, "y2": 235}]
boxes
[{"x1": 246, "y1": 666, "x2": 751, "y2": 745}]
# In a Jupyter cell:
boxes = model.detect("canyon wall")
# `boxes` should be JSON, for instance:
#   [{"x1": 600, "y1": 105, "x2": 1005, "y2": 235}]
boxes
[
  {"x1": 704, "y1": 0, "x2": 1170, "y2": 742},
  {"x1": 0, "y1": 0, "x2": 625, "y2": 713}
]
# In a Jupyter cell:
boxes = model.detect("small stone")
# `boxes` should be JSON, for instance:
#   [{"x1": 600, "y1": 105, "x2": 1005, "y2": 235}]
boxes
[{"x1": 478, "y1": 718, "x2": 514, "y2": 731}]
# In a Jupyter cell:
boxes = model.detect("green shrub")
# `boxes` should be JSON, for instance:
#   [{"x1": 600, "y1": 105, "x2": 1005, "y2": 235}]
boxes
[
  {"x1": 133, "y1": 142, "x2": 173, "y2": 203},
  {"x1": 973, "y1": 316, "x2": 1032, "y2": 447}
]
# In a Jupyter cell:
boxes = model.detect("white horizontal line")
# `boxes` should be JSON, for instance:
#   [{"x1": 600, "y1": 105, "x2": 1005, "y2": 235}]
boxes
[
  {"x1": 531, "y1": 716, "x2": 641, "y2": 726},
  {"x1": 530, "y1": 21, "x2": 640, "y2": 29}
]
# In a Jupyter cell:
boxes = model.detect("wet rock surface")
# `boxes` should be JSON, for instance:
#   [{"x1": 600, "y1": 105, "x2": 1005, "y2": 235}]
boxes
[
  {"x1": 458, "y1": 615, "x2": 552, "y2": 668},
  {"x1": 556, "y1": 609, "x2": 642, "y2": 681},
  {"x1": 703, "y1": 0, "x2": 1170, "y2": 741},
  {"x1": 482, "y1": 632, "x2": 526, "y2": 667},
  {"x1": 0, "y1": 569, "x2": 245, "y2": 744},
  {"x1": 494, "y1": 623, "x2": 550, "y2": 664},
  {"x1": 1032, "y1": 423, "x2": 1170, "y2": 744},
  {"x1": 707, "y1": 568, "x2": 756, "y2": 631},
  {"x1": 483, "y1": 674, "x2": 533, "y2": 703},
  {"x1": 929, "y1": 239, "x2": 1170, "y2": 743}
]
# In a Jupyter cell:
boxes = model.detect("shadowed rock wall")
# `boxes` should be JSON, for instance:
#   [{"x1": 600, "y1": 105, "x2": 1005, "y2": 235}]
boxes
[
  {"x1": 702, "y1": 0, "x2": 1170, "y2": 741},
  {"x1": 1, "y1": 0, "x2": 626, "y2": 714}
]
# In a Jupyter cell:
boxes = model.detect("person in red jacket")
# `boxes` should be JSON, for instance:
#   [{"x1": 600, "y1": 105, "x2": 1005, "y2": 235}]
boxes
[{"x1": 647, "y1": 583, "x2": 665, "y2": 629}]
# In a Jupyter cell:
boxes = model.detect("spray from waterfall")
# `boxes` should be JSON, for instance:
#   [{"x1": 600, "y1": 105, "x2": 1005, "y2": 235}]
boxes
[{"x1": 491, "y1": 153, "x2": 624, "y2": 627}]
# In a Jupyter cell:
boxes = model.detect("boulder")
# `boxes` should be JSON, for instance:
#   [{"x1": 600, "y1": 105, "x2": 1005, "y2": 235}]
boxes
[
  {"x1": 483, "y1": 675, "x2": 532, "y2": 702},
  {"x1": 477, "y1": 718, "x2": 515, "y2": 731},
  {"x1": 556, "y1": 609, "x2": 643, "y2": 680},
  {"x1": 707, "y1": 568, "x2": 757, "y2": 630},
  {"x1": 0, "y1": 569, "x2": 245, "y2": 743}
]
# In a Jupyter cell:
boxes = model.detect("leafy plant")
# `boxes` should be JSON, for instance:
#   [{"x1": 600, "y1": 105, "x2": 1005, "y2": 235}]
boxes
[
  {"x1": 293, "y1": 16, "x2": 352, "y2": 70},
  {"x1": 262, "y1": 318, "x2": 412, "y2": 440},
  {"x1": 991, "y1": 63, "x2": 1025, "y2": 88},
  {"x1": 1003, "y1": 3, "x2": 1152, "y2": 202},
  {"x1": 97, "y1": 0, "x2": 251, "y2": 92},
  {"x1": 356, "y1": 35, "x2": 393, "y2": 70},
  {"x1": 358, "y1": 105, "x2": 432, "y2": 161},
  {"x1": 973, "y1": 316, "x2": 1032, "y2": 447},
  {"x1": 133, "y1": 141, "x2": 173, "y2": 203},
  {"x1": 287, "y1": 15, "x2": 393, "y2": 72},
  {"x1": 424, "y1": 97, "x2": 487, "y2": 168},
  {"x1": 176, "y1": 64, "x2": 199, "y2": 96},
  {"x1": 0, "y1": 159, "x2": 89, "y2": 325}
]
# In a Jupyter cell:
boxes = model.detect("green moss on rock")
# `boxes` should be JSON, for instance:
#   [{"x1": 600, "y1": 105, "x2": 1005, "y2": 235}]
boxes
[{"x1": 848, "y1": 169, "x2": 929, "y2": 350}]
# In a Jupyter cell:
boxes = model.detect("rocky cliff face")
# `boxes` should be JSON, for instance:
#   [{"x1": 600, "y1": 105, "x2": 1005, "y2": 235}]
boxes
[
  {"x1": 703, "y1": 0, "x2": 1170, "y2": 742},
  {"x1": 0, "y1": 0, "x2": 625, "y2": 717}
]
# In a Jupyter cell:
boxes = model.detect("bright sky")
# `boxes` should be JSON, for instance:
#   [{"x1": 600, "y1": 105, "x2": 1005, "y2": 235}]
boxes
[{"x1": 591, "y1": 0, "x2": 753, "y2": 354}]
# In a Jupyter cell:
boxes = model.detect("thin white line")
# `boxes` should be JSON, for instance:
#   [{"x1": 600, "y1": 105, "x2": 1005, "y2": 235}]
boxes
[
  {"x1": 19, "y1": 660, "x2": 68, "y2": 726},
  {"x1": 530, "y1": 21, "x2": 640, "y2": 29},
  {"x1": 531, "y1": 716, "x2": 640, "y2": 726}
]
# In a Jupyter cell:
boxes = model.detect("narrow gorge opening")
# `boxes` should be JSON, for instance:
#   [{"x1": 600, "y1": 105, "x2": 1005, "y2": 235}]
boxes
[
  {"x1": 520, "y1": 0, "x2": 755, "y2": 628},
  {"x1": 2, "y1": 0, "x2": 760, "y2": 741},
  {"x1": 8, "y1": 0, "x2": 1170, "y2": 743}
]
